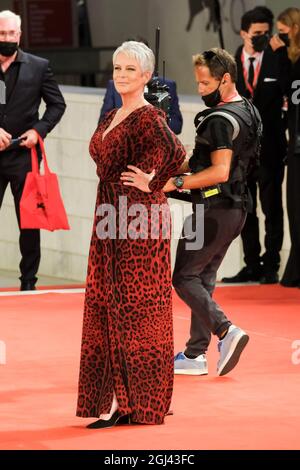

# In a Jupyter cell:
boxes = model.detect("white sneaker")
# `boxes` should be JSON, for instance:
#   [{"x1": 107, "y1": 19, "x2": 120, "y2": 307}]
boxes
[
  {"x1": 174, "y1": 352, "x2": 208, "y2": 375},
  {"x1": 217, "y1": 324, "x2": 249, "y2": 376}
]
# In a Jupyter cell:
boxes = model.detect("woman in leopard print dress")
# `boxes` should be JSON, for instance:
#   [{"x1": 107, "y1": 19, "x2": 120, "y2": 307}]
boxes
[{"x1": 76, "y1": 41, "x2": 186, "y2": 427}]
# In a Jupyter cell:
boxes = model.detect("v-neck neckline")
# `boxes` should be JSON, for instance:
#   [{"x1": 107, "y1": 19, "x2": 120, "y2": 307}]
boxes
[{"x1": 101, "y1": 104, "x2": 149, "y2": 142}]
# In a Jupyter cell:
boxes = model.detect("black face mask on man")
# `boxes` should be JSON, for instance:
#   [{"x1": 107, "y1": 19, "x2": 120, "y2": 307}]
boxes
[
  {"x1": 278, "y1": 33, "x2": 290, "y2": 47},
  {"x1": 251, "y1": 33, "x2": 270, "y2": 52},
  {"x1": 0, "y1": 41, "x2": 18, "y2": 57},
  {"x1": 202, "y1": 81, "x2": 222, "y2": 108}
]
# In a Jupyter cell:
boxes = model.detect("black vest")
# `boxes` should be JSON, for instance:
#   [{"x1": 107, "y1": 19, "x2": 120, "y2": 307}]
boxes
[{"x1": 190, "y1": 98, "x2": 262, "y2": 210}]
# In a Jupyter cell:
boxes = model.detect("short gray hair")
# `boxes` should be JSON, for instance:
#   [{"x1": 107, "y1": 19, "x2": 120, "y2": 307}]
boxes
[
  {"x1": 113, "y1": 41, "x2": 155, "y2": 74},
  {"x1": 0, "y1": 10, "x2": 22, "y2": 30}
]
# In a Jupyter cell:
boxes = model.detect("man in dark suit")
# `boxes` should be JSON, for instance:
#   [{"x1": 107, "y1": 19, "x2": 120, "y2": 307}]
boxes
[
  {"x1": 0, "y1": 10, "x2": 66, "y2": 290},
  {"x1": 99, "y1": 77, "x2": 183, "y2": 135},
  {"x1": 222, "y1": 7, "x2": 290, "y2": 284}
]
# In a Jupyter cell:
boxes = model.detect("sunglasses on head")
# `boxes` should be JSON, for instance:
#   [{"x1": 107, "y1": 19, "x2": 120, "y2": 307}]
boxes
[{"x1": 203, "y1": 50, "x2": 227, "y2": 72}]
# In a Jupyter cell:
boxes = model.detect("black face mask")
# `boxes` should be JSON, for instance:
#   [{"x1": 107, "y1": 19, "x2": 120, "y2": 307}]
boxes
[
  {"x1": 251, "y1": 33, "x2": 270, "y2": 52},
  {"x1": 202, "y1": 81, "x2": 222, "y2": 107},
  {"x1": 0, "y1": 41, "x2": 18, "y2": 57},
  {"x1": 278, "y1": 33, "x2": 290, "y2": 47}
]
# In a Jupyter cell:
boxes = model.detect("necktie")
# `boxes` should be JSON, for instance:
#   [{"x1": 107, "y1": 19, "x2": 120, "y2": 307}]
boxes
[{"x1": 248, "y1": 57, "x2": 255, "y2": 87}]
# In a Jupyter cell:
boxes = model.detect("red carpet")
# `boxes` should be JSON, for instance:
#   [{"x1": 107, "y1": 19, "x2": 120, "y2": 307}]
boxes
[
  {"x1": 0, "y1": 285, "x2": 299, "y2": 450},
  {"x1": 0, "y1": 284, "x2": 85, "y2": 292}
]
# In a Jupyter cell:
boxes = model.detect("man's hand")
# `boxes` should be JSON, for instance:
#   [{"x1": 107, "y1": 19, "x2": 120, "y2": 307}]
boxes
[
  {"x1": 0, "y1": 128, "x2": 12, "y2": 151},
  {"x1": 19, "y1": 129, "x2": 39, "y2": 148},
  {"x1": 120, "y1": 165, "x2": 155, "y2": 193}
]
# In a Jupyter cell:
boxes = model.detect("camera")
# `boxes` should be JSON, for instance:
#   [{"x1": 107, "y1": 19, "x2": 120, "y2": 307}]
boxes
[{"x1": 144, "y1": 77, "x2": 171, "y2": 122}]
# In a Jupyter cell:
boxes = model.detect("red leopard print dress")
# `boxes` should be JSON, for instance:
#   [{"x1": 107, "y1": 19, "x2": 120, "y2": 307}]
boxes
[{"x1": 76, "y1": 105, "x2": 185, "y2": 424}]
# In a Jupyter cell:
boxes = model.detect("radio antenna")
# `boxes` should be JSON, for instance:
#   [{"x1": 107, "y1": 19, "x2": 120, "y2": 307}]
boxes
[
  {"x1": 162, "y1": 60, "x2": 166, "y2": 83},
  {"x1": 154, "y1": 27, "x2": 160, "y2": 77}
]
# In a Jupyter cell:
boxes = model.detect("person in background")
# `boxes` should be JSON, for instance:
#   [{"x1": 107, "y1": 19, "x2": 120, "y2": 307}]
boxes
[
  {"x1": 0, "y1": 10, "x2": 66, "y2": 291},
  {"x1": 99, "y1": 37, "x2": 183, "y2": 135},
  {"x1": 273, "y1": 7, "x2": 300, "y2": 288},
  {"x1": 222, "y1": 7, "x2": 290, "y2": 285},
  {"x1": 77, "y1": 41, "x2": 186, "y2": 428}
]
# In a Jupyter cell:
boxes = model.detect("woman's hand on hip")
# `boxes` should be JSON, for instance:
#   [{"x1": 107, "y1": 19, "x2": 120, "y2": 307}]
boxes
[{"x1": 121, "y1": 165, "x2": 155, "y2": 193}]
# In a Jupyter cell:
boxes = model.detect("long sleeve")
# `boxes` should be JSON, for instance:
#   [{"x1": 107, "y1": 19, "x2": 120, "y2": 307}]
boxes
[
  {"x1": 33, "y1": 63, "x2": 66, "y2": 138},
  {"x1": 140, "y1": 112, "x2": 186, "y2": 192},
  {"x1": 275, "y1": 46, "x2": 292, "y2": 96},
  {"x1": 167, "y1": 80, "x2": 183, "y2": 135}
]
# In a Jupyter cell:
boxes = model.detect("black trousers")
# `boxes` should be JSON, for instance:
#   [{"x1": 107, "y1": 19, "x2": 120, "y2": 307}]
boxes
[
  {"x1": 172, "y1": 200, "x2": 246, "y2": 356},
  {"x1": 242, "y1": 164, "x2": 284, "y2": 272},
  {"x1": 0, "y1": 149, "x2": 40, "y2": 283},
  {"x1": 281, "y1": 152, "x2": 300, "y2": 286}
]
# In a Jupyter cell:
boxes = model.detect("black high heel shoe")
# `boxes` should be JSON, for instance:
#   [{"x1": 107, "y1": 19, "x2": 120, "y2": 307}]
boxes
[{"x1": 86, "y1": 410, "x2": 130, "y2": 429}]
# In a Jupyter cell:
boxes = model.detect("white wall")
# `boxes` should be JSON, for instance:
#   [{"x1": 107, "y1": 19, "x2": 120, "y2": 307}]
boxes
[
  {"x1": 3, "y1": 0, "x2": 288, "y2": 94},
  {"x1": 0, "y1": 87, "x2": 100, "y2": 282},
  {"x1": 86, "y1": 0, "x2": 258, "y2": 94},
  {"x1": 0, "y1": 86, "x2": 291, "y2": 282},
  {"x1": 265, "y1": 0, "x2": 287, "y2": 19}
]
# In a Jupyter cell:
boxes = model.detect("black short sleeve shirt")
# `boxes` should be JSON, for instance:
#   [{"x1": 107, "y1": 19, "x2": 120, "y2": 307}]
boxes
[{"x1": 189, "y1": 116, "x2": 234, "y2": 173}]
